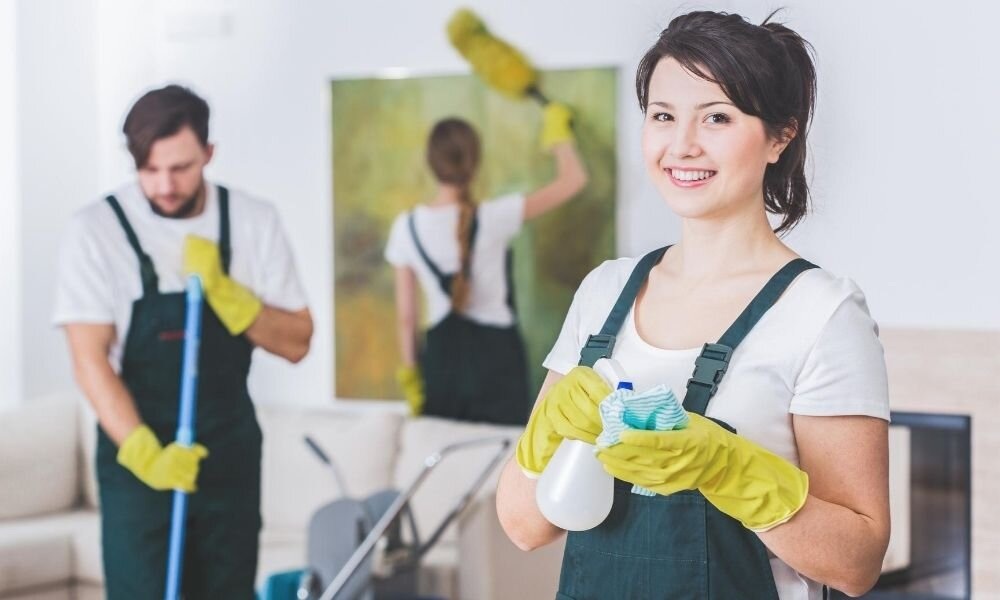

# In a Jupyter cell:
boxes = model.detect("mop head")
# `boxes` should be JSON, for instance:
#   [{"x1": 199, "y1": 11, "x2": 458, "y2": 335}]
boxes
[{"x1": 446, "y1": 8, "x2": 537, "y2": 99}]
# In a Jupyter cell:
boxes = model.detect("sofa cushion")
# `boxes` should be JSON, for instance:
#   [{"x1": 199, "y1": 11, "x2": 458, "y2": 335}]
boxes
[
  {"x1": 67, "y1": 510, "x2": 102, "y2": 585},
  {"x1": 2, "y1": 588, "x2": 74, "y2": 600},
  {"x1": 71, "y1": 584, "x2": 105, "y2": 600},
  {"x1": 0, "y1": 398, "x2": 79, "y2": 520},
  {"x1": 75, "y1": 399, "x2": 99, "y2": 510},
  {"x1": 0, "y1": 532, "x2": 69, "y2": 594},
  {"x1": 257, "y1": 405, "x2": 403, "y2": 537},
  {"x1": 392, "y1": 417, "x2": 520, "y2": 547},
  {"x1": 0, "y1": 510, "x2": 99, "y2": 594}
]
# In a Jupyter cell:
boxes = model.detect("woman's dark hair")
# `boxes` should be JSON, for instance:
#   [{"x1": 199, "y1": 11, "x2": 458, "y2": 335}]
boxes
[
  {"x1": 122, "y1": 84, "x2": 210, "y2": 169},
  {"x1": 636, "y1": 10, "x2": 816, "y2": 234},
  {"x1": 426, "y1": 118, "x2": 481, "y2": 312}
]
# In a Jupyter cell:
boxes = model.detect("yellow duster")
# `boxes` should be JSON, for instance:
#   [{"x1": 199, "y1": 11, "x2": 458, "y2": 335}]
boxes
[{"x1": 447, "y1": 9, "x2": 539, "y2": 100}]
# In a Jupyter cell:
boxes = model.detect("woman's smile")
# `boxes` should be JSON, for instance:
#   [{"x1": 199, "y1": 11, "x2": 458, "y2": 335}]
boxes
[{"x1": 665, "y1": 167, "x2": 718, "y2": 188}]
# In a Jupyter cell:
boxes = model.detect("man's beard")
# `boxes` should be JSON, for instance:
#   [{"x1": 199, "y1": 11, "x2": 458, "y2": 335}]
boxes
[{"x1": 148, "y1": 183, "x2": 204, "y2": 219}]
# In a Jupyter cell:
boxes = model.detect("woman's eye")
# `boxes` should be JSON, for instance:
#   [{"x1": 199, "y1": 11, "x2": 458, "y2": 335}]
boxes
[
  {"x1": 651, "y1": 112, "x2": 673, "y2": 123},
  {"x1": 705, "y1": 113, "x2": 731, "y2": 125}
]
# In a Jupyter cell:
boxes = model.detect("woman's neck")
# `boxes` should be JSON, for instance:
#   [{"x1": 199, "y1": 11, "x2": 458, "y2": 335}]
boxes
[
  {"x1": 664, "y1": 197, "x2": 791, "y2": 280},
  {"x1": 427, "y1": 184, "x2": 463, "y2": 207}
]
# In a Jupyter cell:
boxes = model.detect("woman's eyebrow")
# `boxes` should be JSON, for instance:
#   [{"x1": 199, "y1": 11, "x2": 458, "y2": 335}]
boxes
[{"x1": 649, "y1": 101, "x2": 735, "y2": 110}]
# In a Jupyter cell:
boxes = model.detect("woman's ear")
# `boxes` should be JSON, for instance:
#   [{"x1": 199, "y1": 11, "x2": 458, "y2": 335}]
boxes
[{"x1": 767, "y1": 119, "x2": 797, "y2": 164}]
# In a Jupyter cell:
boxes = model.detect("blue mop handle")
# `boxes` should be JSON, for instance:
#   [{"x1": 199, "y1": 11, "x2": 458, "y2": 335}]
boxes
[{"x1": 165, "y1": 275, "x2": 203, "y2": 600}]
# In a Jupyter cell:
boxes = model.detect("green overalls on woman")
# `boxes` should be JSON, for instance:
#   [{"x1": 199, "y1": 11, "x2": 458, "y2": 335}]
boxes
[
  {"x1": 55, "y1": 85, "x2": 313, "y2": 598},
  {"x1": 497, "y1": 11, "x2": 892, "y2": 599}
]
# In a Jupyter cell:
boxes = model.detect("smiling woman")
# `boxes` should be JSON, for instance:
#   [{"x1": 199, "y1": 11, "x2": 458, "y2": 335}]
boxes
[
  {"x1": 497, "y1": 10, "x2": 890, "y2": 600},
  {"x1": 639, "y1": 34, "x2": 812, "y2": 233},
  {"x1": 641, "y1": 57, "x2": 795, "y2": 222}
]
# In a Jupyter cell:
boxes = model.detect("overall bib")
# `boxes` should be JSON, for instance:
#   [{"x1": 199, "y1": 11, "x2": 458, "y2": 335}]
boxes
[
  {"x1": 557, "y1": 247, "x2": 817, "y2": 600},
  {"x1": 97, "y1": 187, "x2": 262, "y2": 599},
  {"x1": 408, "y1": 210, "x2": 530, "y2": 425}
]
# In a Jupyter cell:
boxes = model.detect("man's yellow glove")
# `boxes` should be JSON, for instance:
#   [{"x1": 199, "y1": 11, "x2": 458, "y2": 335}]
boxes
[
  {"x1": 540, "y1": 102, "x2": 574, "y2": 150},
  {"x1": 117, "y1": 425, "x2": 209, "y2": 492},
  {"x1": 396, "y1": 365, "x2": 425, "y2": 416},
  {"x1": 515, "y1": 366, "x2": 611, "y2": 478},
  {"x1": 596, "y1": 412, "x2": 808, "y2": 531},
  {"x1": 183, "y1": 236, "x2": 262, "y2": 335}
]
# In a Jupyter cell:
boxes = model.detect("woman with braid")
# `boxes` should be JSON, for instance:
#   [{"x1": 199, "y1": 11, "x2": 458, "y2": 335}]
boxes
[{"x1": 385, "y1": 106, "x2": 587, "y2": 424}]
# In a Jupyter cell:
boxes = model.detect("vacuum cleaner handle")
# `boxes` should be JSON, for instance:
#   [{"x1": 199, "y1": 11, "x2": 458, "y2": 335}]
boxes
[
  {"x1": 304, "y1": 435, "x2": 351, "y2": 498},
  {"x1": 414, "y1": 436, "x2": 512, "y2": 559},
  {"x1": 318, "y1": 435, "x2": 512, "y2": 600}
]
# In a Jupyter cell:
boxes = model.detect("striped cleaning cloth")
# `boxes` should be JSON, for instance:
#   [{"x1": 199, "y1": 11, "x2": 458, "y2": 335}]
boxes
[{"x1": 596, "y1": 384, "x2": 688, "y2": 496}]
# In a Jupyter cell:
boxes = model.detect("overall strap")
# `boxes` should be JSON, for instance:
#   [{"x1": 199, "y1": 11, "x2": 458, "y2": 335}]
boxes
[
  {"x1": 217, "y1": 185, "x2": 232, "y2": 274},
  {"x1": 504, "y1": 249, "x2": 516, "y2": 313},
  {"x1": 578, "y1": 246, "x2": 669, "y2": 367},
  {"x1": 682, "y1": 258, "x2": 818, "y2": 415},
  {"x1": 105, "y1": 195, "x2": 159, "y2": 296},
  {"x1": 407, "y1": 209, "x2": 479, "y2": 296}
]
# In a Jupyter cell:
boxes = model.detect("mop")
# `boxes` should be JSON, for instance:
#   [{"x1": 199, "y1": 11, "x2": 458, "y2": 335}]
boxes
[{"x1": 164, "y1": 275, "x2": 204, "y2": 600}]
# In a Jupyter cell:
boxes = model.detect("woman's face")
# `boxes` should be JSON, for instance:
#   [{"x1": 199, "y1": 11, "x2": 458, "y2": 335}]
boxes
[{"x1": 641, "y1": 57, "x2": 789, "y2": 223}]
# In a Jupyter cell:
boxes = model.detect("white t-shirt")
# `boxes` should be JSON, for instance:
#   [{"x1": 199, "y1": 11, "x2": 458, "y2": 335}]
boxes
[
  {"x1": 543, "y1": 255, "x2": 890, "y2": 600},
  {"x1": 384, "y1": 194, "x2": 525, "y2": 328},
  {"x1": 53, "y1": 181, "x2": 308, "y2": 371}
]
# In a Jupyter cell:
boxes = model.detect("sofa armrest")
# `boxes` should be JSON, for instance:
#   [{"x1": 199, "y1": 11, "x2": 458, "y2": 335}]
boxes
[{"x1": 457, "y1": 492, "x2": 565, "y2": 600}]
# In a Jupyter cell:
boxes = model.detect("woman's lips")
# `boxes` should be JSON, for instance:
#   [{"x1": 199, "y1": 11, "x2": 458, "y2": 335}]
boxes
[{"x1": 666, "y1": 168, "x2": 717, "y2": 188}]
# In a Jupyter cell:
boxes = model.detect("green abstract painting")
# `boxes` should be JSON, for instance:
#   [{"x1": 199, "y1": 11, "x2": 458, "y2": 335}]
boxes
[{"x1": 333, "y1": 67, "x2": 617, "y2": 401}]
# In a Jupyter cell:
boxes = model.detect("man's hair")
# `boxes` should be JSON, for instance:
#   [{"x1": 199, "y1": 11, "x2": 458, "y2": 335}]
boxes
[{"x1": 122, "y1": 84, "x2": 210, "y2": 168}]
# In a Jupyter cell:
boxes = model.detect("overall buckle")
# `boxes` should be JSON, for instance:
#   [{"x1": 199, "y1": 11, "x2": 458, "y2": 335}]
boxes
[
  {"x1": 687, "y1": 342, "x2": 733, "y2": 396},
  {"x1": 580, "y1": 333, "x2": 616, "y2": 367}
]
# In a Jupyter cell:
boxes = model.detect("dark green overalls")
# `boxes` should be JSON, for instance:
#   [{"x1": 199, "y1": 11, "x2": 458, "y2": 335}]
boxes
[
  {"x1": 407, "y1": 210, "x2": 530, "y2": 425},
  {"x1": 97, "y1": 187, "x2": 262, "y2": 599},
  {"x1": 558, "y1": 246, "x2": 816, "y2": 600}
]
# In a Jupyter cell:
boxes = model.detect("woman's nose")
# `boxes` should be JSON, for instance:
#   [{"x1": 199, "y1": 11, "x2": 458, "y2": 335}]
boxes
[{"x1": 667, "y1": 122, "x2": 702, "y2": 159}]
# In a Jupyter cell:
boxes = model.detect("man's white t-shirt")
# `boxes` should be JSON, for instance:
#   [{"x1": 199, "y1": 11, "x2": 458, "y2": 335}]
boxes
[
  {"x1": 384, "y1": 194, "x2": 525, "y2": 328},
  {"x1": 53, "y1": 181, "x2": 308, "y2": 371},
  {"x1": 543, "y1": 255, "x2": 890, "y2": 600}
]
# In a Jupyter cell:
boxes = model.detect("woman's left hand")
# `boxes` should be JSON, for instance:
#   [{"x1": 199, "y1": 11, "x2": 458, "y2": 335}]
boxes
[{"x1": 596, "y1": 412, "x2": 810, "y2": 531}]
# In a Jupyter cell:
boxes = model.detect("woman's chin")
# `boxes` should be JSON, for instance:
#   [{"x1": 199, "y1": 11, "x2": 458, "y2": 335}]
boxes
[{"x1": 660, "y1": 198, "x2": 722, "y2": 221}]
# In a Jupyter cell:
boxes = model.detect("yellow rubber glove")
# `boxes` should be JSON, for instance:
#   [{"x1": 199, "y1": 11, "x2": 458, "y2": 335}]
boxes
[
  {"x1": 515, "y1": 366, "x2": 612, "y2": 478},
  {"x1": 116, "y1": 425, "x2": 209, "y2": 492},
  {"x1": 396, "y1": 365, "x2": 425, "y2": 416},
  {"x1": 183, "y1": 236, "x2": 262, "y2": 335},
  {"x1": 540, "y1": 102, "x2": 574, "y2": 150},
  {"x1": 596, "y1": 412, "x2": 809, "y2": 531}
]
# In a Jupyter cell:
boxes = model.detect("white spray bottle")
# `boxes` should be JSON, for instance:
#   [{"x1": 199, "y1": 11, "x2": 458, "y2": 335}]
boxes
[{"x1": 535, "y1": 358, "x2": 630, "y2": 531}]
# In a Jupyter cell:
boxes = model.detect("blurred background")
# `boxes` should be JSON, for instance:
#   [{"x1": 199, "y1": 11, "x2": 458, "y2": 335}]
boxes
[{"x1": 0, "y1": 1, "x2": 997, "y2": 599}]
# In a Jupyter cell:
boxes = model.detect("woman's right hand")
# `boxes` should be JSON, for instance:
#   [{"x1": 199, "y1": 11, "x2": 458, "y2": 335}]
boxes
[
  {"x1": 515, "y1": 366, "x2": 612, "y2": 477},
  {"x1": 539, "y1": 102, "x2": 574, "y2": 150}
]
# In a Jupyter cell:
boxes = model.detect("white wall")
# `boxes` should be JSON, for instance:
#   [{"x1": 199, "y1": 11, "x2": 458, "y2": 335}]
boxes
[
  {"x1": 1, "y1": 0, "x2": 23, "y2": 407},
  {"x1": 13, "y1": 0, "x2": 1000, "y2": 405},
  {"x1": 15, "y1": 0, "x2": 101, "y2": 402}
]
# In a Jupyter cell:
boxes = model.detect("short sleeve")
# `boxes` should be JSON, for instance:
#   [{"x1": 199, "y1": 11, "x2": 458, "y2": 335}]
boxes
[
  {"x1": 789, "y1": 289, "x2": 890, "y2": 420},
  {"x1": 256, "y1": 206, "x2": 308, "y2": 312},
  {"x1": 542, "y1": 264, "x2": 605, "y2": 375},
  {"x1": 52, "y1": 215, "x2": 115, "y2": 326},
  {"x1": 384, "y1": 213, "x2": 411, "y2": 267},
  {"x1": 480, "y1": 194, "x2": 525, "y2": 244}
]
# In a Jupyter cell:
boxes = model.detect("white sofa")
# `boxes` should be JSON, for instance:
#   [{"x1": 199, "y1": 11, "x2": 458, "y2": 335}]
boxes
[
  {"x1": 0, "y1": 396, "x2": 566, "y2": 600},
  {"x1": 0, "y1": 395, "x2": 911, "y2": 600}
]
